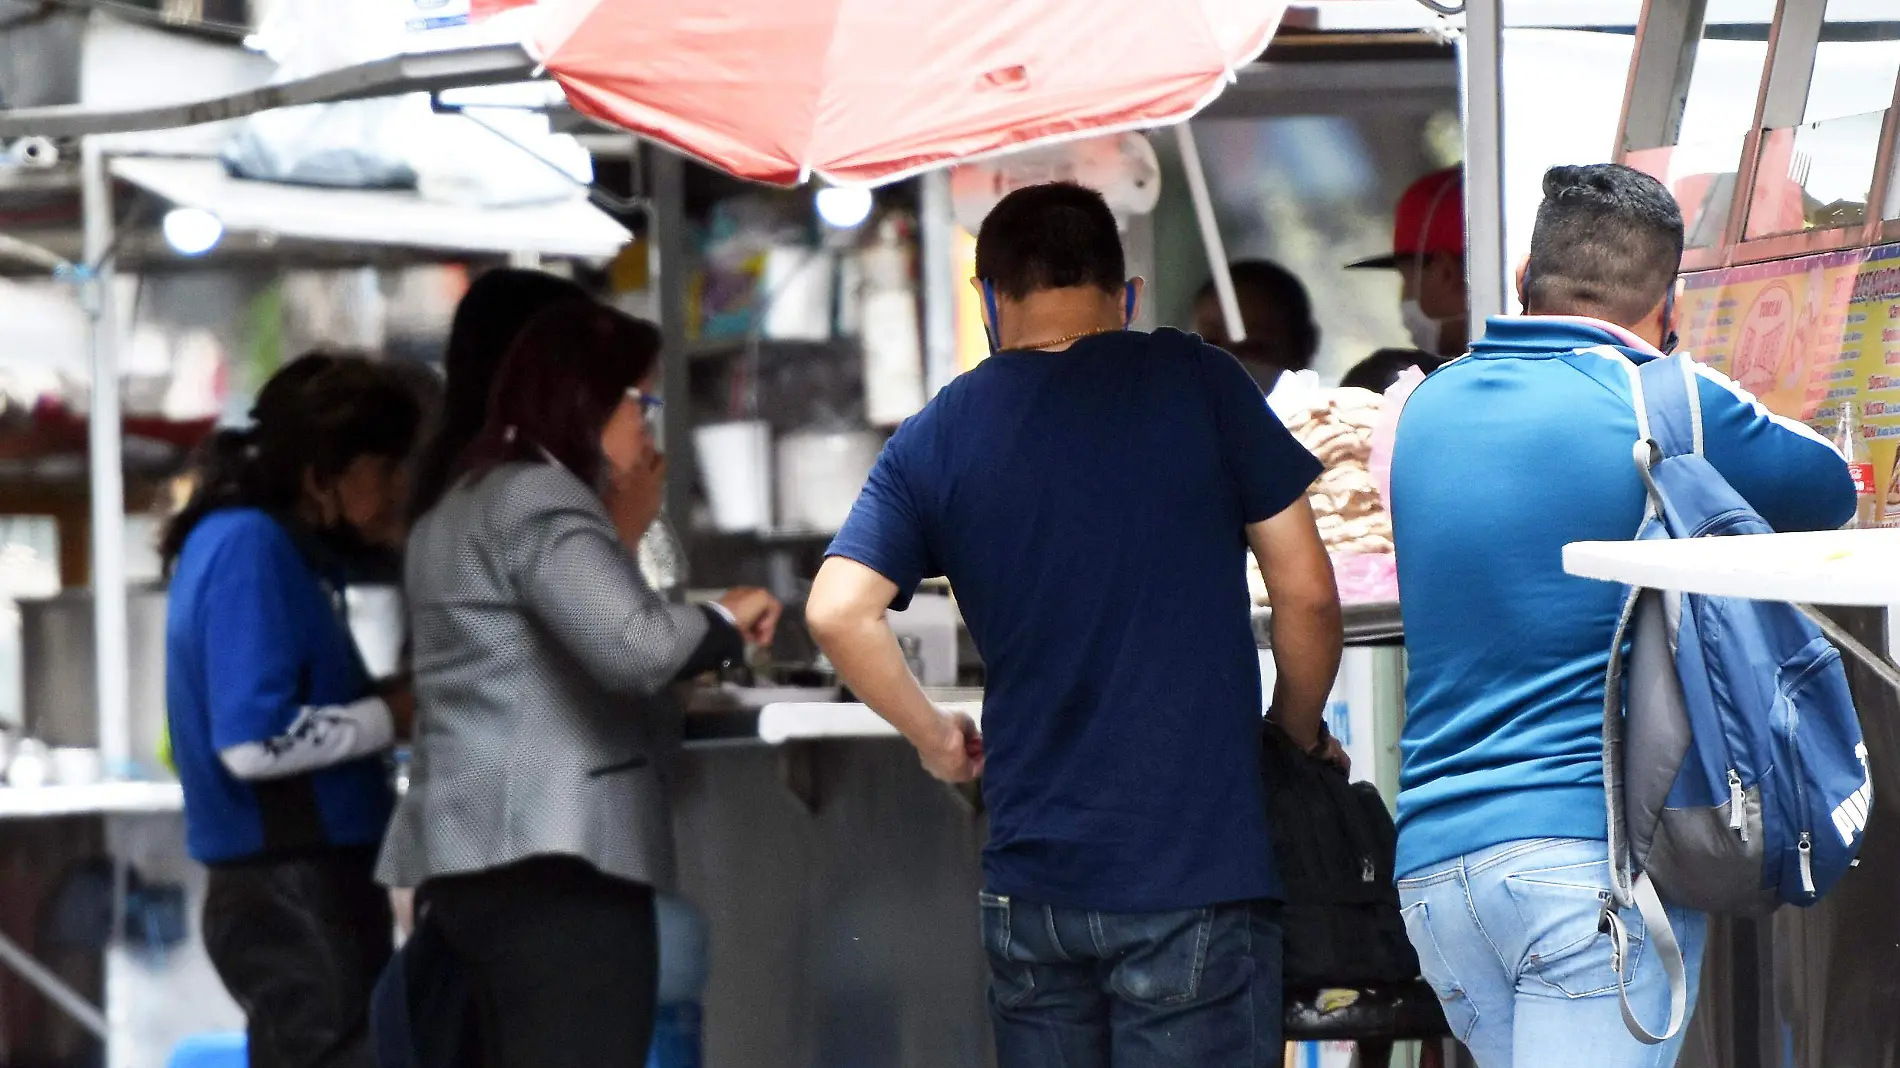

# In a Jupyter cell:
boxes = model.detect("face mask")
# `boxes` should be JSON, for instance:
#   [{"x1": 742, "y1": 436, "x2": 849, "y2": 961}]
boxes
[
  {"x1": 1401, "y1": 298, "x2": 1448, "y2": 355},
  {"x1": 319, "y1": 519, "x2": 392, "y2": 568}
]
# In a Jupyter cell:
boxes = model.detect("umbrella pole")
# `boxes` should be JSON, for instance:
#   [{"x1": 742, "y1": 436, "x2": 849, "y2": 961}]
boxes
[
  {"x1": 81, "y1": 138, "x2": 132, "y2": 782},
  {"x1": 1174, "y1": 123, "x2": 1246, "y2": 345}
]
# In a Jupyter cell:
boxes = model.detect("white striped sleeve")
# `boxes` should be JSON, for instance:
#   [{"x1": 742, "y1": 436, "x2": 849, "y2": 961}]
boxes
[
  {"x1": 218, "y1": 696, "x2": 395, "y2": 781},
  {"x1": 1689, "y1": 359, "x2": 1842, "y2": 455}
]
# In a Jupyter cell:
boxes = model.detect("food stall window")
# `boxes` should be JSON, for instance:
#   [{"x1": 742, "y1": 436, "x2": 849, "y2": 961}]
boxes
[
  {"x1": 1181, "y1": 109, "x2": 1459, "y2": 381},
  {"x1": 1625, "y1": 0, "x2": 1773, "y2": 251},
  {"x1": 1743, "y1": 2, "x2": 1900, "y2": 240}
]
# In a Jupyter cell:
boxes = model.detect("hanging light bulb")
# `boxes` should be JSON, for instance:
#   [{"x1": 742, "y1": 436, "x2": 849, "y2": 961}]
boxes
[
  {"x1": 162, "y1": 208, "x2": 224, "y2": 257},
  {"x1": 814, "y1": 186, "x2": 874, "y2": 230}
]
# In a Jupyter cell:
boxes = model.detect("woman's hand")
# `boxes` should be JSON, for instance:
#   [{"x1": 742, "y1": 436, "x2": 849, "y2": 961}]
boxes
[
  {"x1": 717, "y1": 587, "x2": 782, "y2": 646},
  {"x1": 603, "y1": 445, "x2": 667, "y2": 549}
]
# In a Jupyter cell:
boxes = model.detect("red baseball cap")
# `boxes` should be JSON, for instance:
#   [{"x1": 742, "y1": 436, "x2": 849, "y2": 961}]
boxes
[{"x1": 1348, "y1": 166, "x2": 1465, "y2": 269}]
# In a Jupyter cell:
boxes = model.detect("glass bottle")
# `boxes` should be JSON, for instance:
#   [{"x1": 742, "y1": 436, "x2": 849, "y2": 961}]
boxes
[{"x1": 1836, "y1": 401, "x2": 1877, "y2": 529}]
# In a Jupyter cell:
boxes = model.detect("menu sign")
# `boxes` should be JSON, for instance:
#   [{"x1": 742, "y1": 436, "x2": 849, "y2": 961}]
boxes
[{"x1": 1677, "y1": 243, "x2": 1900, "y2": 516}]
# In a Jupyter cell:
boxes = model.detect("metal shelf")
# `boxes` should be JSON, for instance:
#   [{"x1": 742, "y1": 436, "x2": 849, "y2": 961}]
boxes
[
  {"x1": 1253, "y1": 600, "x2": 1403, "y2": 649},
  {"x1": 0, "y1": 44, "x2": 537, "y2": 139}
]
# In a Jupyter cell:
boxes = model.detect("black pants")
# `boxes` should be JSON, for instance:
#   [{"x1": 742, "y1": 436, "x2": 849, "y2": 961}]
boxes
[
  {"x1": 425, "y1": 856, "x2": 659, "y2": 1068},
  {"x1": 203, "y1": 849, "x2": 393, "y2": 1068}
]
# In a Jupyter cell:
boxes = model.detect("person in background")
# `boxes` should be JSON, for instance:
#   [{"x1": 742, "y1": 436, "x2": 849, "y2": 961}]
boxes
[
  {"x1": 377, "y1": 302, "x2": 780, "y2": 1067},
  {"x1": 386, "y1": 271, "x2": 716, "y2": 1053},
  {"x1": 1389, "y1": 164, "x2": 1853, "y2": 1067},
  {"x1": 390, "y1": 266, "x2": 581, "y2": 933},
  {"x1": 163, "y1": 354, "x2": 422, "y2": 1068},
  {"x1": 1193, "y1": 258, "x2": 1322, "y2": 393},
  {"x1": 1349, "y1": 166, "x2": 1469, "y2": 360},
  {"x1": 807, "y1": 182, "x2": 1345, "y2": 1068},
  {"x1": 409, "y1": 267, "x2": 589, "y2": 522},
  {"x1": 1340, "y1": 347, "x2": 1442, "y2": 394}
]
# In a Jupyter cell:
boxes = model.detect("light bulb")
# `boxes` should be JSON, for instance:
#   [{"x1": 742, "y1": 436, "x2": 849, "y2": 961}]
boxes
[
  {"x1": 162, "y1": 208, "x2": 223, "y2": 257},
  {"x1": 815, "y1": 186, "x2": 874, "y2": 230}
]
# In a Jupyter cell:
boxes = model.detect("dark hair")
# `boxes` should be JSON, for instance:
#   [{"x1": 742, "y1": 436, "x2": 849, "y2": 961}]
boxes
[
  {"x1": 410, "y1": 268, "x2": 590, "y2": 520},
  {"x1": 1196, "y1": 260, "x2": 1321, "y2": 371},
  {"x1": 974, "y1": 182, "x2": 1126, "y2": 300},
  {"x1": 161, "y1": 353, "x2": 422, "y2": 568},
  {"x1": 1524, "y1": 164, "x2": 1684, "y2": 324},
  {"x1": 1340, "y1": 348, "x2": 1439, "y2": 393},
  {"x1": 456, "y1": 301, "x2": 663, "y2": 492}
]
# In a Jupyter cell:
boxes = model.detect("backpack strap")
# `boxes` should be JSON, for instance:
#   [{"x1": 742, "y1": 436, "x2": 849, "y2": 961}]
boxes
[
  {"x1": 1637, "y1": 353, "x2": 1705, "y2": 460},
  {"x1": 1599, "y1": 351, "x2": 1702, "y2": 1046},
  {"x1": 1603, "y1": 357, "x2": 1656, "y2": 913},
  {"x1": 1600, "y1": 873, "x2": 1689, "y2": 1045}
]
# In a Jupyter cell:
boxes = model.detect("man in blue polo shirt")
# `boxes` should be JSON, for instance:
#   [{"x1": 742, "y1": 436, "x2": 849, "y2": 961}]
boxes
[
  {"x1": 807, "y1": 182, "x2": 1344, "y2": 1067},
  {"x1": 1390, "y1": 164, "x2": 1852, "y2": 1067}
]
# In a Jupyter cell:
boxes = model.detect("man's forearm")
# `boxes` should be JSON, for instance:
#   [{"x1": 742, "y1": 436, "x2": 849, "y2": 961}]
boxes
[
  {"x1": 817, "y1": 613, "x2": 943, "y2": 746},
  {"x1": 1267, "y1": 596, "x2": 1344, "y2": 749}
]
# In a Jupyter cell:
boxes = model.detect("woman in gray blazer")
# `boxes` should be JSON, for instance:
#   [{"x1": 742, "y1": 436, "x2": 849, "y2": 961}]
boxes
[{"x1": 377, "y1": 302, "x2": 778, "y2": 1066}]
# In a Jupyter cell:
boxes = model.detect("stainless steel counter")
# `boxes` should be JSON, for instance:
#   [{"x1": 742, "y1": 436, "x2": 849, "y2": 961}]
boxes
[{"x1": 1253, "y1": 601, "x2": 1403, "y2": 648}]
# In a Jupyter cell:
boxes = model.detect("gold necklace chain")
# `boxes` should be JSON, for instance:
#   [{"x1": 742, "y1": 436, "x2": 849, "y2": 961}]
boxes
[{"x1": 1013, "y1": 325, "x2": 1122, "y2": 351}]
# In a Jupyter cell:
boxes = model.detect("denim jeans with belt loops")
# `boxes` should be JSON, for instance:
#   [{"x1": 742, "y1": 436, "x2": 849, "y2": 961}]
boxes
[
  {"x1": 1396, "y1": 837, "x2": 1709, "y2": 1068},
  {"x1": 979, "y1": 891, "x2": 1283, "y2": 1068}
]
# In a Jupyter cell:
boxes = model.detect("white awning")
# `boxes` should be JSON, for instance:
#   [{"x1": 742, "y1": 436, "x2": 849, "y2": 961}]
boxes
[{"x1": 109, "y1": 157, "x2": 630, "y2": 261}]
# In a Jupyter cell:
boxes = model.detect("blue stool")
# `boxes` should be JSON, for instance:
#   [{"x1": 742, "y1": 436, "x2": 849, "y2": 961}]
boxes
[{"x1": 168, "y1": 1032, "x2": 247, "y2": 1068}]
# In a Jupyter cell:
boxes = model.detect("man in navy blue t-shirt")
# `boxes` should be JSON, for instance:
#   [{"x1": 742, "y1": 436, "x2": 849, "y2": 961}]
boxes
[{"x1": 808, "y1": 182, "x2": 1344, "y2": 1067}]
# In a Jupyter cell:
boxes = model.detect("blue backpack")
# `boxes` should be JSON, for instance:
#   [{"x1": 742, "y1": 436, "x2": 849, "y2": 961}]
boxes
[{"x1": 1601, "y1": 353, "x2": 1870, "y2": 1043}]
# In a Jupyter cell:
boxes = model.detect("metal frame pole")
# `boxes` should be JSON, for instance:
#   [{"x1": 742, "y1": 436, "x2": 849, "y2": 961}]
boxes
[
  {"x1": 649, "y1": 145, "x2": 694, "y2": 547},
  {"x1": 1459, "y1": 0, "x2": 1508, "y2": 328},
  {"x1": 80, "y1": 138, "x2": 131, "y2": 781},
  {"x1": 918, "y1": 170, "x2": 959, "y2": 398},
  {"x1": 0, "y1": 929, "x2": 108, "y2": 1040}
]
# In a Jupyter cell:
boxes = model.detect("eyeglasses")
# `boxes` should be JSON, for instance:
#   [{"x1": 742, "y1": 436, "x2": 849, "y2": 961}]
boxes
[{"x1": 626, "y1": 387, "x2": 664, "y2": 419}]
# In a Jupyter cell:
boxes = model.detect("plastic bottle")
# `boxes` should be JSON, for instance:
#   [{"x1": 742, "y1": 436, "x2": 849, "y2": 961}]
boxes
[{"x1": 1836, "y1": 401, "x2": 1877, "y2": 529}]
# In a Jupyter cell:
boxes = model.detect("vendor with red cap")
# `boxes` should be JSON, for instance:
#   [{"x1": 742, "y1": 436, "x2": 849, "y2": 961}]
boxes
[{"x1": 1349, "y1": 166, "x2": 1469, "y2": 360}]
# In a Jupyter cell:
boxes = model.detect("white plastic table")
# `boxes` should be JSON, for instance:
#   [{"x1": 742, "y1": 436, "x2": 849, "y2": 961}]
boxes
[{"x1": 1564, "y1": 528, "x2": 1900, "y2": 690}]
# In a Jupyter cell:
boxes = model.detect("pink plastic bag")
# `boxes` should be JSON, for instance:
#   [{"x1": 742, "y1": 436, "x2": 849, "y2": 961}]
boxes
[
  {"x1": 1331, "y1": 551, "x2": 1398, "y2": 605},
  {"x1": 1367, "y1": 366, "x2": 1425, "y2": 512}
]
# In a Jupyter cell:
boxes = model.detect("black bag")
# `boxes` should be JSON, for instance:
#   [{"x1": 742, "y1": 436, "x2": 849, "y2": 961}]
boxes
[{"x1": 1260, "y1": 722, "x2": 1419, "y2": 991}]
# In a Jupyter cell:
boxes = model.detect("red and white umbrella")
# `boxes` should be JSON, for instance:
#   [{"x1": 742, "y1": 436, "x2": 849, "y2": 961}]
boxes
[{"x1": 534, "y1": 0, "x2": 1290, "y2": 187}]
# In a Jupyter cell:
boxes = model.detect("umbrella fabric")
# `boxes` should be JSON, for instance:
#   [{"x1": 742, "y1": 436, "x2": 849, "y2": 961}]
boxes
[{"x1": 536, "y1": 0, "x2": 1288, "y2": 186}]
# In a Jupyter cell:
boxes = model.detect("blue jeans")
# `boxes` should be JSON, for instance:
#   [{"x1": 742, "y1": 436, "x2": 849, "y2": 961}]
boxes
[
  {"x1": 978, "y1": 891, "x2": 1282, "y2": 1068},
  {"x1": 1396, "y1": 838, "x2": 1708, "y2": 1068}
]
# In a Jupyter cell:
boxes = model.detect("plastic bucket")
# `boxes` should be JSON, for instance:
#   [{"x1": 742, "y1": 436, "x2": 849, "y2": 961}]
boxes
[{"x1": 693, "y1": 421, "x2": 772, "y2": 533}]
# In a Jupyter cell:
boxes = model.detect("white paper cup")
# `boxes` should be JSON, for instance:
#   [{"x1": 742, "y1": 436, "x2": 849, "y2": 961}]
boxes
[
  {"x1": 50, "y1": 746, "x2": 102, "y2": 787},
  {"x1": 694, "y1": 421, "x2": 773, "y2": 533}
]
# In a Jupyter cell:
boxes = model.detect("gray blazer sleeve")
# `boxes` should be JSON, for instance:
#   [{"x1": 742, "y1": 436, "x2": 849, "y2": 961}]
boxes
[{"x1": 494, "y1": 466, "x2": 709, "y2": 696}]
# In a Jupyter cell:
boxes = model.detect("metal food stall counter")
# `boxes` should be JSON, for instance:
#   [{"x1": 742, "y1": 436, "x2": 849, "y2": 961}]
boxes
[{"x1": 670, "y1": 602, "x2": 1407, "y2": 1068}]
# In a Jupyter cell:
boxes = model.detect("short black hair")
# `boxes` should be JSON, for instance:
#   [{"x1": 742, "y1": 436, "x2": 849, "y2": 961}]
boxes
[
  {"x1": 975, "y1": 182, "x2": 1125, "y2": 300},
  {"x1": 1524, "y1": 164, "x2": 1684, "y2": 324},
  {"x1": 1196, "y1": 260, "x2": 1320, "y2": 369},
  {"x1": 1340, "y1": 348, "x2": 1439, "y2": 393}
]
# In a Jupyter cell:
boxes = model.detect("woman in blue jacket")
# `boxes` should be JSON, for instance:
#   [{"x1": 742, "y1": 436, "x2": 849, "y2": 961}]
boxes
[{"x1": 164, "y1": 354, "x2": 421, "y2": 1068}]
